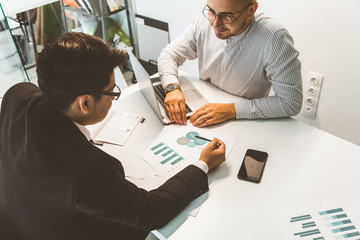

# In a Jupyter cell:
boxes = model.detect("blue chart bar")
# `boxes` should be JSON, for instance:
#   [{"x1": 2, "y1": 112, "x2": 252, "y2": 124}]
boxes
[
  {"x1": 343, "y1": 231, "x2": 360, "y2": 238},
  {"x1": 154, "y1": 146, "x2": 168, "y2": 155},
  {"x1": 333, "y1": 214, "x2": 348, "y2": 220},
  {"x1": 161, "y1": 153, "x2": 178, "y2": 165},
  {"x1": 303, "y1": 224, "x2": 316, "y2": 228},
  {"x1": 290, "y1": 214, "x2": 312, "y2": 222},
  {"x1": 171, "y1": 156, "x2": 184, "y2": 165},
  {"x1": 290, "y1": 214, "x2": 324, "y2": 239},
  {"x1": 151, "y1": 142, "x2": 164, "y2": 151},
  {"x1": 151, "y1": 142, "x2": 185, "y2": 166},
  {"x1": 162, "y1": 149, "x2": 173, "y2": 157},
  {"x1": 319, "y1": 208, "x2": 344, "y2": 216},
  {"x1": 329, "y1": 220, "x2": 352, "y2": 227},
  {"x1": 303, "y1": 222, "x2": 316, "y2": 228},
  {"x1": 294, "y1": 229, "x2": 321, "y2": 237},
  {"x1": 333, "y1": 226, "x2": 356, "y2": 233},
  {"x1": 325, "y1": 214, "x2": 348, "y2": 221}
]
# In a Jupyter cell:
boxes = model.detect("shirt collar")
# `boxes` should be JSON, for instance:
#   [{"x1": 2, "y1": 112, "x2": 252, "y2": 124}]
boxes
[
  {"x1": 73, "y1": 121, "x2": 92, "y2": 142},
  {"x1": 226, "y1": 17, "x2": 255, "y2": 44}
]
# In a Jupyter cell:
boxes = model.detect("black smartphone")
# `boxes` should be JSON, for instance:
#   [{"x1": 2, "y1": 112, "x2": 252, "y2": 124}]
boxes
[{"x1": 237, "y1": 149, "x2": 268, "y2": 183}]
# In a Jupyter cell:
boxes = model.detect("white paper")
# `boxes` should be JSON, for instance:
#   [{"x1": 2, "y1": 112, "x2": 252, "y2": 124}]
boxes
[
  {"x1": 140, "y1": 125, "x2": 237, "y2": 178},
  {"x1": 94, "y1": 112, "x2": 143, "y2": 146},
  {"x1": 273, "y1": 194, "x2": 360, "y2": 240},
  {"x1": 86, "y1": 110, "x2": 115, "y2": 139},
  {"x1": 101, "y1": 143, "x2": 149, "y2": 179},
  {"x1": 186, "y1": 181, "x2": 216, "y2": 217},
  {"x1": 100, "y1": 123, "x2": 162, "y2": 179},
  {"x1": 141, "y1": 167, "x2": 216, "y2": 217}
]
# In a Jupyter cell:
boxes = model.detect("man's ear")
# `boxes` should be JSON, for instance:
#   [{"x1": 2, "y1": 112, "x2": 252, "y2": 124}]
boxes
[
  {"x1": 247, "y1": 2, "x2": 258, "y2": 19},
  {"x1": 78, "y1": 95, "x2": 90, "y2": 114}
]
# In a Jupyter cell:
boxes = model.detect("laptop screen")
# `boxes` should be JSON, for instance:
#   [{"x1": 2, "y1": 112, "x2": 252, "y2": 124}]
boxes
[{"x1": 127, "y1": 49, "x2": 165, "y2": 123}]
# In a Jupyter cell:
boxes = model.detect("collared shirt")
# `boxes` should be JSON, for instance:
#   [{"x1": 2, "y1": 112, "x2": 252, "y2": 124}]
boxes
[
  {"x1": 73, "y1": 121, "x2": 93, "y2": 142},
  {"x1": 158, "y1": 13, "x2": 303, "y2": 119},
  {"x1": 73, "y1": 122, "x2": 209, "y2": 173}
]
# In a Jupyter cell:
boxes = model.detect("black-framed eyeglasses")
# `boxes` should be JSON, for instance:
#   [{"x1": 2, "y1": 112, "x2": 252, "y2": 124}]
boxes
[
  {"x1": 202, "y1": 3, "x2": 254, "y2": 27},
  {"x1": 82, "y1": 84, "x2": 121, "y2": 100}
]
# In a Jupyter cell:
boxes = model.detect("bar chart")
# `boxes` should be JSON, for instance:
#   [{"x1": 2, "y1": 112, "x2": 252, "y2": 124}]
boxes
[
  {"x1": 287, "y1": 207, "x2": 360, "y2": 240},
  {"x1": 151, "y1": 142, "x2": 185, "y2": 167},
  {"x1": 140, "y1": 125, "x2": 237, "y2": 178},
  {"x1": 140, "y1": 141, "x2": 189, "y2": 178},
  {"x1": 319, "y1": 208, "x2": 360, "y2": 240},
  {"x1": 290, "y1": 213, "x2": 323, "y2": 239}
]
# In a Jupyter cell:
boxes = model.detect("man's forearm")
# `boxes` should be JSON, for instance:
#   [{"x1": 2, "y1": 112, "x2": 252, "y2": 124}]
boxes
[{"x1": 234, "y1": 94, "x2": 302, "y2": 119}]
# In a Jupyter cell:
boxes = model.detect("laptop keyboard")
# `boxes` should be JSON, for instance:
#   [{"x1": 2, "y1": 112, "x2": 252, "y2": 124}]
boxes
[{"x1": 153, "y1": 84, "x2": 192, "y2": 113}]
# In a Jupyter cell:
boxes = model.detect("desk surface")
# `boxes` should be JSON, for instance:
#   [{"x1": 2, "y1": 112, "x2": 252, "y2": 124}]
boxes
[{"x1": 109, "y1": 72, "x2": 360, "y2": 239}]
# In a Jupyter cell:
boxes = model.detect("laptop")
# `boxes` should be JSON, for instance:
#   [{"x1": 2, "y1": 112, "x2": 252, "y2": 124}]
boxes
[{"x1": 128, "y1": 50, "x2": 208, "y2": 125}]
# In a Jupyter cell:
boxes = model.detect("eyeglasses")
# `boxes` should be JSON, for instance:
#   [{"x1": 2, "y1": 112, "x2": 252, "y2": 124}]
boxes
[
  {"x1": 202, "y1": 3, "x2": 254, "y2": 27},
  {"x1": 82, "y1": 84, "x2": 121, "y2": 100}
]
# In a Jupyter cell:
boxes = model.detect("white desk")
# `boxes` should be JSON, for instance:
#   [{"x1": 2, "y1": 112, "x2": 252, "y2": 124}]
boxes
[{"x1": 107, "y1": 72, "x2": 360, "y2": 239}]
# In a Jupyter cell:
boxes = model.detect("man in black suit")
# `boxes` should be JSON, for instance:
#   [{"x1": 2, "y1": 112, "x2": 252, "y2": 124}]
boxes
[{"x1": 0, "y1": 32, "x2": 226, "y2": 240}]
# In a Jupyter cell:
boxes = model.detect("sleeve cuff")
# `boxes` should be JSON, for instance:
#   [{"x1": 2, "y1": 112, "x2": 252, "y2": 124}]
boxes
[
  {"x1": 192, "y1": 160, "x2": 209, "y2": 174},
  {"x1": 161, "y1": 75, "x2": 180, "y2": 88},
  {"x1": 234, "y1": 100, "x2": 252, "y2": 119}
]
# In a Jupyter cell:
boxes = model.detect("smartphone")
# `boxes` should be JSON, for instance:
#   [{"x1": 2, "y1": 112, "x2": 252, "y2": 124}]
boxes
[{"x1": 237, "y1": 149, "x2": 268, "y2": 183}]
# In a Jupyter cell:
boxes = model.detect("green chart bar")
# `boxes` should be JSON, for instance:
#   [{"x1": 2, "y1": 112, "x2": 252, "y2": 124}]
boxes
[
  {"x1": 294, "y1": 229, "x2": 320, "y2": 237},
  {"x1": 325, "y1": 214, "x2": 348, "y2": 221},
  {"x1": 328, "y1": 220, "x2": 352, "y2": 227},
  {"x1": 301, "y1": 230, "x2": 321, "y2": 237},
  {"x1": 162, "y1": 149, "x2": 173, "y2": 157},
  {"x1": 161, "y1": 153, "x2": 178, "y2": 165},
  {"x1": 333, "y1": 226, "x2": 356, "y2": 233},
  {"x1": 343, "y1": 232, "x2": 360, "y2": 238},
  {"x1": 319, "y1": 208, "x2": 343, "y2": 215},
  {"x1": 332, "y1": 214, "x2": 348, "y2": 220},
  {"x1": 303, "y1": 224, "x2": 316, "y2": 228},
  {"x1": 154, "y1": 146, "x2": 168, "y2": 155},
  {"x1": 302, "y1": 221, "x2": 316, "y2": 228},
  {"x1": 151, "y1": 142, "x2": 164, "y2": 151},
  {"x1": 301, "y1": 231, "x2": 321, "y2": 237},
  {"x1": 171, "y1": 156, "x2": 184, "y2": 165},
  {"x1": 290, "y1": 214, "x2": 312, "y2": 222}
]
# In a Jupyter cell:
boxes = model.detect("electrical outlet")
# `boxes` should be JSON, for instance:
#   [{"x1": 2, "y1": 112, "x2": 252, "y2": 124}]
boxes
[{"x1": 301, "y1": 71, "x2": 324, "y2": 119}]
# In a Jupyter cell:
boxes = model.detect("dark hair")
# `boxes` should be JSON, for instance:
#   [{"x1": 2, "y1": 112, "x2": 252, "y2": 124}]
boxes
[{"x1": 36, "y1": 32, "x2": 127, "y2": 111}]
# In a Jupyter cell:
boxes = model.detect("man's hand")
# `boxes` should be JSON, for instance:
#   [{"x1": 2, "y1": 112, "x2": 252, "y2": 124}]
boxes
[
  {"x1": 199, "y1": 138, "x2": 226, "y2": 171},
  {"x1": 189, "y1": 103, "x2": 236, "y2": 127},
  {"x1": 164, "y1": 89, "x2": 187, "y2": 125}
]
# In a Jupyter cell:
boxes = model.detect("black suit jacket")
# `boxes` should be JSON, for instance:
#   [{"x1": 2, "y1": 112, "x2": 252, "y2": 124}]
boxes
[{"x1": 0, "y1": 83, "x2": 208, "y2": 240}]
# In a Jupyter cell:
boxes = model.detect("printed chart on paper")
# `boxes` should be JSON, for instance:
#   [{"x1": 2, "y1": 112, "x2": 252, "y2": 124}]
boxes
[
  {"x1": 140, "y1": 125, "x2": 237, "y2": 178},
  {"x1": 275, "y1": 195, "x2": 360, "y2": 240}
]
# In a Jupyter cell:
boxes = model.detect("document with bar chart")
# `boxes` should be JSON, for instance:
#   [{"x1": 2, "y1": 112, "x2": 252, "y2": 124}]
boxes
[
  {"x1": 275, "y1": 195, "x2": 360, "y2": 240},
  {"x1": 140, "y1": 125, "x2": 237, "y2": 178}
]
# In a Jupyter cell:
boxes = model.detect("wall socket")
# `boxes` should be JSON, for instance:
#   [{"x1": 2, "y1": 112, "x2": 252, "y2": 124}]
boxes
[{"x1": 301, "y1": 71, "x2": 324, "y2": 119}]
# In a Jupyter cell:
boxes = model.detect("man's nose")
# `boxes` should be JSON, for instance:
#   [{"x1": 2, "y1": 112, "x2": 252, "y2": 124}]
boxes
[{"x1": 212, "y1": 15, "x2": 224, "y2": 28}]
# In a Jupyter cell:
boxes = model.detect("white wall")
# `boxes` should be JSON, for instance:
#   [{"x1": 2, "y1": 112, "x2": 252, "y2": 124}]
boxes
[
  {"x1": 133, "y1": 0, "x2": 360, "y2": 146},
  {"x1": 257, "y1": 0, "x2": 360, "y2": 147}
]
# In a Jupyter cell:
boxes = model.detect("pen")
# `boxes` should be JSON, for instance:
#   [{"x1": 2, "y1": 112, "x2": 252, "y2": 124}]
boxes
[
  {"x1": 195, "y1": 135, "x2": 212, "y2": 142},
  {"x1": 195, "y1": 135, "x2": 221, "y2": 146}
]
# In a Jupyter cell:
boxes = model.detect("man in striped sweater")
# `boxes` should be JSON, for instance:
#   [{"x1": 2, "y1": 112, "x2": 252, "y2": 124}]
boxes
[{"x1": 158, "y1": 0, "x2": 302, "y2": 127}]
